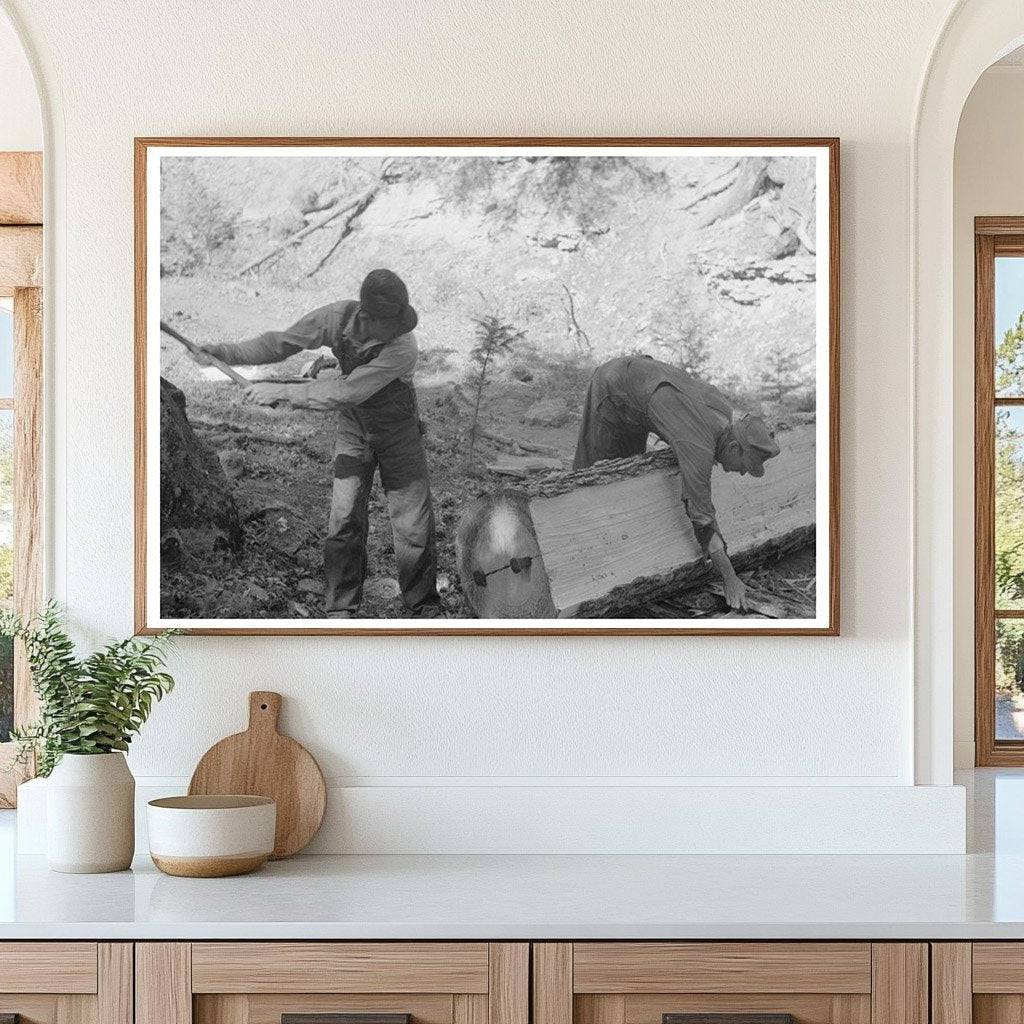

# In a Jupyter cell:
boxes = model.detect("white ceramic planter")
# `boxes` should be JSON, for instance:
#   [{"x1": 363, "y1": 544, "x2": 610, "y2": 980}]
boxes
[{"x1": 46, "y1": 752, "x2": 135, "y2": 873}]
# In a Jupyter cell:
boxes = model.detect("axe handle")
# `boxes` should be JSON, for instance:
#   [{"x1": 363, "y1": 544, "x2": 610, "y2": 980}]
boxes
[{"x1": 160, "y1": 321, "x2": 252, "y2": 387}]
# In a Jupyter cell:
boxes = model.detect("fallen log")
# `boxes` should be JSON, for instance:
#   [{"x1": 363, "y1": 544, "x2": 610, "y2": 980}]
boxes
[
  {"x1": 487, "y1": 455, "x2": 565, "y2": 478},
  {"x1": 693, "y1": 157, "x2": 773, "y2": 229},
  {"x1": 238, "y1": 158, "x2": 394, "y2": 275},
  {"x1": 456, "y1": 424, "x2": 817, "y2": 619},
  {"x1": 524, "y1": 423, "x2": 816, "y2": 618}
]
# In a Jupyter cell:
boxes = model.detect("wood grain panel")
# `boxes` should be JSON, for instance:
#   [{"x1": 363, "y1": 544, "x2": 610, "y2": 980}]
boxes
[
  {"x1": 576, "y1": 996, "x2": 626, "y2": 1024},
  {"x1": 831, "y1": 995, "x2": 871, "y2": 1024},
  {"x1": 0, "y1": 994, "x2": 60, "y2": 1023},
  {"x1": 623, "y1": 994, "x2": 836, "y2": 1024},
  {"x1": 237, "y1": 994, "x2": 453, "y2": 1024},
  {"x1": 0, "y1": 226, "x2": 41, "y2": 291},
  {"x1": 489, "y1": 943, "x2": 528, "y2": 1024},
  {"x1": 0, "y1": 943, "x2": 97, "y2": 993},
  {"x1": 976, "y1": 229, "x2": 999, "y2": 765},
  {"x1": 972, "y1": 944, "x2": 1024, "y2": 992},
  {"x1": 55, "y1": 995, "x2": 95, "y2": 1024},
  {"x1": 977, "y1": 217, "x2": 1024, "y2": 236},
  {"x1": 931, "y1": 945, "x2": 971, "y2": 1024},
  {"x1": 454, "y1": 995, "x2": 487, "y2": 1024},
  {"x1": 14, "y1": 286, "x2": 42, "y2": 726},
  {"x1": 194, "y1": 996, "x2": 249, "y2": 1024},
  {"x1": 870, "y1": 945, "x2": 927, "y2": 1024},
  {"x1": 0, "y1": 152, "x2": 42, "y2": 224},
  {"x1": 97, "y1": 945, "x2": 133, "y2": 1024},
  {"x1": 535, "y1": 944, "x2": 573, "y2": 1024},
  {"x1": 192, "y1": 943, "x2": 489, "y2": 994},
  {"x1": 975, "y1": 995, "x2": 1024, "y2": 1024},
  {"x1": 573, "y1": 944, "x2": 872, "y2": 994},
  {"x1": 136, "y1": 943, "x2": 192, "y2": 1024}
]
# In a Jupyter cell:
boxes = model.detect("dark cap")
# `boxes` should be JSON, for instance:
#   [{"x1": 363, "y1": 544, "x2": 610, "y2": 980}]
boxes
[
  {"x1": 359, "y1": 269, "x2": 418, "y2": 333},
  {"x1": 732, "y1": 414, "x2": 781, "y2": 477}
]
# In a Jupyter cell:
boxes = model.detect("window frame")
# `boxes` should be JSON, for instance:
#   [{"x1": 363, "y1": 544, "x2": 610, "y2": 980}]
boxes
[
  {"x1": 0, "y1": 151, "x2": 43, "y2": 806},
  {"x1": 975, "y1": 218, "x2": 1024, "y2": 765}
]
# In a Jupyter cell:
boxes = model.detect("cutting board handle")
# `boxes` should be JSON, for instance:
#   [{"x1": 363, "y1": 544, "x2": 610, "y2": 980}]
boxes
[{"x1": 248, "y1": 691, "x2": 282, "y2": 734}]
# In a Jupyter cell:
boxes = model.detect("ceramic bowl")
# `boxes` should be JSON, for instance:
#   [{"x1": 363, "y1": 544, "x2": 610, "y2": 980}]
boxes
[{"x1": 147, "y1": 795, "x2": 276, "y2": 877}]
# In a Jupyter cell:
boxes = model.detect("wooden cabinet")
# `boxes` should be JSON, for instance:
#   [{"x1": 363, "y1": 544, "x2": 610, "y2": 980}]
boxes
[
  {"x1": 136, "y1": 943, "x2": 528, "y2": 1024},
  {"x1": 931, "y1": 943, "x2": 1024, "y2": 1024},
  {"x1": 0, "y1": 943, "x2": 132, "y2": 1024},
  {"x1": 533, "y1": 944, "x2": 928, "y2": 1024},
  {"x1": 0, "y1": 938, "x2": 948, "y2": 1024}
]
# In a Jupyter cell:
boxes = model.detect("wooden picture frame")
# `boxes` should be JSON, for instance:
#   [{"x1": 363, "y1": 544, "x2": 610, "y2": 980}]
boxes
[
  {"x1": 135, "y1": 137, "x2": 840, "y2": 636},
  {"x1": 0, "y1": 151, "x2": 43, "y2": 806}
]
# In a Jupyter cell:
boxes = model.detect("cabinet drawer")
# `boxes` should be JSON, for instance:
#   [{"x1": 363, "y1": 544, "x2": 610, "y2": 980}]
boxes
[
  {"x1": 572, "y1": 943, "x2": 872, "y2": 994},
  {"x1": 0, "y1": 942, "x2": 98, "y2": 993},
  {"x1": 534, "y1": 944, "x2": 925, "y2": 1024},
  {"x1": 0, "y1": 943, "x2": 130, "y2": 1024},
  {"x1": 139, "y1": 942, "x2": 528, "y2": 1024},
  {"x1": 191, "y1": 943, "x2": 490, "y2": 993}
]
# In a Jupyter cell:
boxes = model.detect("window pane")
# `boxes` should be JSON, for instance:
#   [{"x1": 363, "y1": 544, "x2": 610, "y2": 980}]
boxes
[
  {"x1": 0, "y1": 410, "x2": 12, "y2": 742},
  {"x1": 997, "y1": 407, "x2": 1024, "y2": 609},
  {"x1": 997, "y1": 619, "x2": 1024, "y2": 740},
  {"x1": 0, "y1": 303, "x2": 12, "y2": 400},
  {"x1": 996, "y1": 256, "x2": 1024, "y2": 396}
]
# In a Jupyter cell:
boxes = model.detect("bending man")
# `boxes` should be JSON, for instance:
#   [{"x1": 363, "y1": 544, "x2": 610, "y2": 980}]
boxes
[
  {"x1": 192, "y1": 269, "x2": 441, "y2": 619},
  {"x1": 573, "y1": 355, "x2": 780, "y2": 611}
]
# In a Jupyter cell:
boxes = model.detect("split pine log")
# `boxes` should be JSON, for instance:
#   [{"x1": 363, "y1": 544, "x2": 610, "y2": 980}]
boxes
[{"x1": 525, "y1": 423, "x2": 816, "y2": 617}]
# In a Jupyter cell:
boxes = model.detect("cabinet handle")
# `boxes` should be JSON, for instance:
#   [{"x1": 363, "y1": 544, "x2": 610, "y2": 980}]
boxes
[
  {"x1": 283, "y1": 1016, "x2": 411, "y2": 1024},
  {"x1": 664, "y1": 1016, "x2": 796, "y2": 1024}
]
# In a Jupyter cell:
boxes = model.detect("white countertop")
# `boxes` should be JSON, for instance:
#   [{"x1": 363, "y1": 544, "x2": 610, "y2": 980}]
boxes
[
  {"x1": 1, "y1": 849, "x2": 1023, "y2": 940},
  {"x1": 1, "y1": 769, "x2": 1021, "y2": 941}
]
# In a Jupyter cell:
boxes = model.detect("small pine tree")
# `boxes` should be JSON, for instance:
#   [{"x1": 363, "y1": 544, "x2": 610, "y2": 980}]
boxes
[
  {"x1": 677, "y1": 330, "x2": 712, "y2": 380},
  {"x1": 758, "y1": 348, "x2": 804, "y2": 405},
  {"x1": 466, "y1": 315, "x2": 525, "y2": 454}
]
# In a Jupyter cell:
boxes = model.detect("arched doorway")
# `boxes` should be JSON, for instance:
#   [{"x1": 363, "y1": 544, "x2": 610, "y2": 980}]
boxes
[
  {"x1": 914, "y1": 0, "x2": 1024, "y2": 784},
  {"x1": 0, "y1": 4, "x2": 43, "y2": 808}
]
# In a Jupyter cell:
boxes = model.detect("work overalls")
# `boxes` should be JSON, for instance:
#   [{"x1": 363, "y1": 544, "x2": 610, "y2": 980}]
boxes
[{"x1": 325, "y1": 312, "x2": 438, "y2": 615}]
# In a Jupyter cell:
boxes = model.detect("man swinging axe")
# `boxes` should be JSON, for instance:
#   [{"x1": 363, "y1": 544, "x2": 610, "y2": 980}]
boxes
[
  {"x1": 189, "y1": 269, "x2": 442, "y2": 619},
  {"x1": 573, "y1": 355, "x2": 781, "y2": 611}
]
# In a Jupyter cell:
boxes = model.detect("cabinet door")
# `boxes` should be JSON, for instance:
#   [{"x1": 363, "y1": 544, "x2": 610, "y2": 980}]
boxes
[
  {"x1": 936, "y1": 943, "x2": 1024, "y2": 1024},
  {"x1": 534, "y1": 944, "x2": 927, "y2": 1024},
  {"x1": 137, "y1": 943, "x2": 528, "y2": 1024},
  {"x1": 0, "y1": 942, "x2": 132, "y2": 1024}
]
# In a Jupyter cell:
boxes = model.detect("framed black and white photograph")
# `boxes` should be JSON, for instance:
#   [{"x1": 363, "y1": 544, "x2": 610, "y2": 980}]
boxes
[{"x1": 135, "y1": 137, "x2": 839, "y2": 635}]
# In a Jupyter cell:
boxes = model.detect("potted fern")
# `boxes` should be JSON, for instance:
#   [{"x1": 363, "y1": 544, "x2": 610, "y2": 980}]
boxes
[{"x1": 2, "y1": 604, "x2": 177, "y2": 873}]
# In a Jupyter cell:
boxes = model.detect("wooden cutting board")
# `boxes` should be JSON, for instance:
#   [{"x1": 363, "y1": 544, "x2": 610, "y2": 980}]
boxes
[{"x1": 188, "y1": 691, "x2": 326, "y2": 859}]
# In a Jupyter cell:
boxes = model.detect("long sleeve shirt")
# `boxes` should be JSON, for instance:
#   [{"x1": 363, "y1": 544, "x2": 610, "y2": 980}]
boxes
[
  {"x1": 207, "y1": 301, "x2": 417, "y2": 410},
  {"x1": 585, "y1": 357, "x2": 733, "y2": 552}
]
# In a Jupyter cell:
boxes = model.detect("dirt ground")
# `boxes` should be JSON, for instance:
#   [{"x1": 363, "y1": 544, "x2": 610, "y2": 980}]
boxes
[
  {"x1": 160, "y1": 283, "x2": 815, "y2": 621},
  {"x1": 160, "y1": 286, "x2": 590, "y2": 619}
]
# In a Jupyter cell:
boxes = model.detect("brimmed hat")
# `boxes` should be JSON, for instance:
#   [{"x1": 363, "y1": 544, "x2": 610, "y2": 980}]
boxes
[
  {"x1": 732, "y1": 414, "x2": 780, "y2": 477},
  {"x1": 359, "y1": 269, "x2": 418, "y2": 333}
]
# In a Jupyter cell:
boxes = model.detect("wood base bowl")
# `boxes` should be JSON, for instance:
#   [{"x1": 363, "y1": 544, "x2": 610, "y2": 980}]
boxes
[{"x1": 147, "y1": 795, "x2": 276, "y2": 878}]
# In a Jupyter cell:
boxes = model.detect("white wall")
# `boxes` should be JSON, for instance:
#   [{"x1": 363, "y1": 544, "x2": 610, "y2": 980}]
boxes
[
  {"x1": 952, "y1": 65, "x2": 1024, "y2": 768},
  {"x1": 0, "y1": 9, "x2": 39, "y2": 151},
  {"x1": 0, "y1": 0, "x2": 974, "y2": 851}
]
